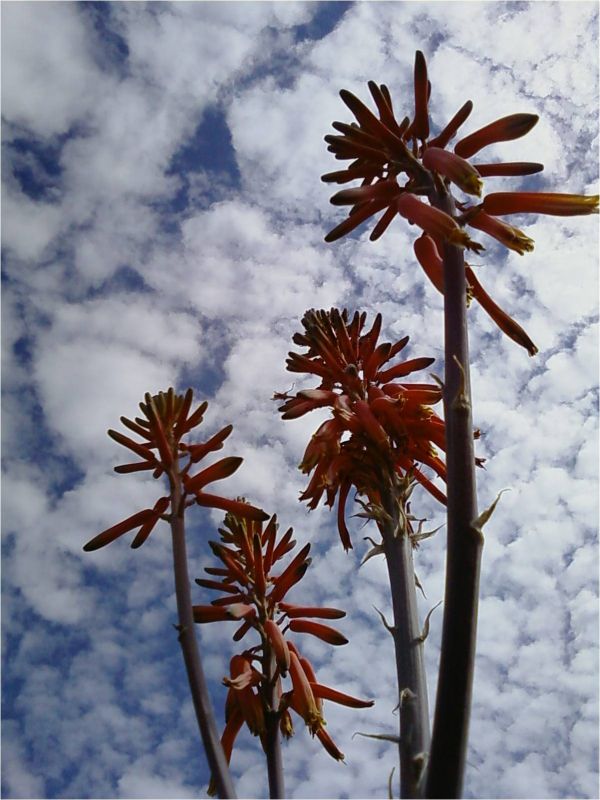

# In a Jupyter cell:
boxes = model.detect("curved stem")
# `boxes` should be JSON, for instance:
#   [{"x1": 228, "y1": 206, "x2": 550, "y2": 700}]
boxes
[
  {"x1": 169, "y1": 474, "x2": 237, "y2": 799},
  {"x1": 381, "y1": 485, "x2": 430, "y2": 799},
  {"x1": 425, "y1": 188, "x2": 481, "y2": 799},
  {"x1": 263, "y1": 650, "x2": 285, "y2": 799}
]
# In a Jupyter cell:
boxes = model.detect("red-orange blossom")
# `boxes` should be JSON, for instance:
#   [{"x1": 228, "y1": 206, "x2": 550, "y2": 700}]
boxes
[
  {"x1": 276, "y1": 308, "x2": 461, "y2": 550},
  {"x1": 322, "y1": 51, "x2": 598, "y2": 356}
]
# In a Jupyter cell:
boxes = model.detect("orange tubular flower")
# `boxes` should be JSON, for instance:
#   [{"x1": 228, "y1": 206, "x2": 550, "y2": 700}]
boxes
[
  {"x1": 288, "y1": 619, "x2": 349, "y2": 646},
  {"x1": 264, "y1": 619, "x2": 291, "y2": 674},
  {"x1": 278, "y1": 603, "x2": 346, "y2": 619},
  {"x1": 84, "y1": 388, "x2": 266, "y2": 551},
  {"x1": 472, "y1": 162, "x2": 544, "y2": 177},
  {"x1": 316, "y1": 728, "x2": 345, "y2": 761},
  {"x1": 275, "y1": 308, "x2": 457, "y2": 550},
  {"x1": 422, "y1": 147, "x2": 483, "y2": 197},
  {"x1": 466, "y1": 210, "x2": 534, "y2": 255},
  {"x1": 413, "y1": 50, "x2": 430, "y2": 140},
  {"x1": 397, "y1": 193, "x2": 484, "y2": 252},
  {"x1": 196, "y1": 508, "x2": 374, "y2": 775},
  {"x1": 467, "y1": 275, "x2": 539, "y2": 357},
  {"x1": 83, "y1": 497, "x2": 169, "y2": 552},
  {"x1": 428, "y1": 100, "x2": 473, "y2": 149},
  {"x1": 322, "y1": 51, "x2": 598, "y2": 358},
  {"x1": 288, "y1": 651, "x2": 323, "y2": 734},
  {"x1": 454, "y1": 113, "x2": 539, "y2": 159},
  {"x1": 311, "y1": 683, "x2": 375, "y2": 709},
  {"x1": 413, "y1": 232, "x2": 445, "y2": 294},
  {"x1": 413, "y1": 234, "x2": 538, "y2": 356},
  {"x1": 483, "y1": 192, "x2": 599, "y2": 217}
]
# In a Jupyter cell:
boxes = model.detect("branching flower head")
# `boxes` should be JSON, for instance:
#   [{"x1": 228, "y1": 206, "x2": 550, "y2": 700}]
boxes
[
  {"x1": 195, "y1": 510, "x2": 373, "y2": 791},
  {"x1": 323, "y1": 51, "x2": 598, "y2": 354},
  {"x1": 83, "y1": 388, "x2": 267, "y2": 551},
  {"x1": 275, "y1": 309, "x2": 458, "y2": 551}
]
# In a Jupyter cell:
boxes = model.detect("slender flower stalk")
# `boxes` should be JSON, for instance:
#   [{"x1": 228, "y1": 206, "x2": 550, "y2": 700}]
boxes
[
  {"x1": 84, "y1": 388, "x2": 272, "y2": 798},
  {"x1": 169, "y1": 473, "x2": 238, "y2": 799},
  {"x1": 276, "y1": 308, "x2": 456, "y2": 797},
  {"x1": 321, "y1": 49, "x2": 597, "y2": 798},
  {"x1": 427, "y1": 188, "x2": 481, "y2": 799},
  {"x1": 195, "y1": 510, "x2": 373, "y2": 797}
]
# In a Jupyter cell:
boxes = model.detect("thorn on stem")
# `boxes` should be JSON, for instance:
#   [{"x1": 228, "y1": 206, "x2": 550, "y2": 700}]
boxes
[
  {"x1": 452, "y1": 354, "x2": 470, "y2": 413},
  {"x1": 373, "y1": 605, "x2": 396, "y2": 635},
  {"x1": 414, "y1": 601, "x2": 442, "y2": 644}
]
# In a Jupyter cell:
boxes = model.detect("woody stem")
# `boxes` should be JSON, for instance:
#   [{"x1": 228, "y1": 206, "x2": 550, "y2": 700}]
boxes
[
  {"x1": 381, "y1": 485, "x2": 430, "y2": 799},
  {"x1": 169, "y1": 473, "x2": 237, "y2": 799},
  {"x1": 263, "y1": 649, "x2": 285, "y2": 799},
  {"x1": 424, "y1": 188, "x2": 481, "y2": 798}
]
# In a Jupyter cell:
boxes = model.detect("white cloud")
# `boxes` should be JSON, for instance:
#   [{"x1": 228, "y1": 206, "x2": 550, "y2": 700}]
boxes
[
  {"x1": 1, "y1": 188, "x2": 64, "y2": 262},
  {"x1": 1, "y1": 2, "x2": 103, "y2": 137},
  {"x1": 2, "y1": 2, "x2": 598, "y2": 799}
]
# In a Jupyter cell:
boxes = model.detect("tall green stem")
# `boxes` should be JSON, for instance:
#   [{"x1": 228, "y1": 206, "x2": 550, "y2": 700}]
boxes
[
  {"x1": 381, "y1": 483, "x2": 430, "y2": 799},
  {"x1": 169, "y1": 473, "x2": 237, "y2": 799},
  {"x1": 425, "y1": 187, "x2": 481, "y2": 798}
]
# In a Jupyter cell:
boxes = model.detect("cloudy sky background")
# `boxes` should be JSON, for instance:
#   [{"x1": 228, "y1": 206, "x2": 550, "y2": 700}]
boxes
[{"x1": 2, "y1": 2, "x2": 598, "y2": 798}]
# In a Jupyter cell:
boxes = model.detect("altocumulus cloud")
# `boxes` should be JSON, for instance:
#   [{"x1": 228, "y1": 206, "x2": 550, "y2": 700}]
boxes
[{"x1": 1, "y1": 2, "x2": 598, "y2": 799}]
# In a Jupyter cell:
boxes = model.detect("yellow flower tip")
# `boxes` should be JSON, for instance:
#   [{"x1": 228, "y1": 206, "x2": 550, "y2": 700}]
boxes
[
  {"x1": 515, "y1": 233, "x2": 535, "y2": 255},
  {"x1": 467, "y1": 209, "x2": 535, "y2": 254},
  {"x1": 421, "y1": 146, "x2": 482, "y2": 197},
  {"x1": 465, "y1": 173, "x2": 484, "y2": 198},
  {"x1": 447, "y1": 227, "x2": 484, "y2": 253}
]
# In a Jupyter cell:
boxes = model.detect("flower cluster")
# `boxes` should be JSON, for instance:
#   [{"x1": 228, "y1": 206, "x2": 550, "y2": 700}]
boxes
[
  {"x1": 275, "y1": 308, "x2": 453, "y2": 550},
  {"x1": 83, "y1": 388, "x2": 266, "y2": 552},
  {"x1": 195, "y1": 510, "x2": 373, "y2": 787},
  {"x1": 323, "y1": 51, "x2": 598, "y2": 353}
]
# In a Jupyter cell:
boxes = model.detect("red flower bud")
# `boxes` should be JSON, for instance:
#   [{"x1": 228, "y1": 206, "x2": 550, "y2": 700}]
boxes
[
  {"x1": 288, "y1": 619, "x2": 349, "y2": 646},
  {"x1": 184, "y1": 456, "x2": 243, "y2": 494},
  {"x1": 472, "y1": 161, "x2": 543, "y2": 177},
  {"x1": 413, "y1": 50, "x2": 430, "y2": 140},
  {"x1": 454, "y1": 113, "x2": 539, "y2": 159},
  {"x1": 311, "y1": 683, "x2": 374, "y2": 708},
  {"x1": 264, "y1": 619, "x2": 291, "y2": 674},
  {"x1": 397, "y1": 194, "x2": 484, "y2": 252},
  {"x1": 483, "y1": 192, "x2": 599, "y2": 217},
  {"x1": 278, "y1": 604, "x2": 346, "y2": 620},
  {"x1": 467, "y1": 210, "x2": 534, "y2": 254},
  {"x1": 422, "y1": 147, "x2": 483, "y2": 197}
]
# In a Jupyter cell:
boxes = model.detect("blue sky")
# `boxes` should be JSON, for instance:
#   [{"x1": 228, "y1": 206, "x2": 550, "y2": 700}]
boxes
[{"x1": 1, "y1": 2, "x2": 598, "y2": 798}]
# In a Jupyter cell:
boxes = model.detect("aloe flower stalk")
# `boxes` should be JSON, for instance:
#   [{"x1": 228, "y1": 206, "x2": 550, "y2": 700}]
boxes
[
  {"x1": 322, "y1": 50, "x2": 597, "y2": 799},
  {"x1": 195, "y1": 509, "x2": 373, "y2": 797},
  {"x1": 84, "y1": 388, "x2": 272, "y2": 798},
  {"x1": 276, "y1": 308, "x2": 464, "y2": 798}
]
